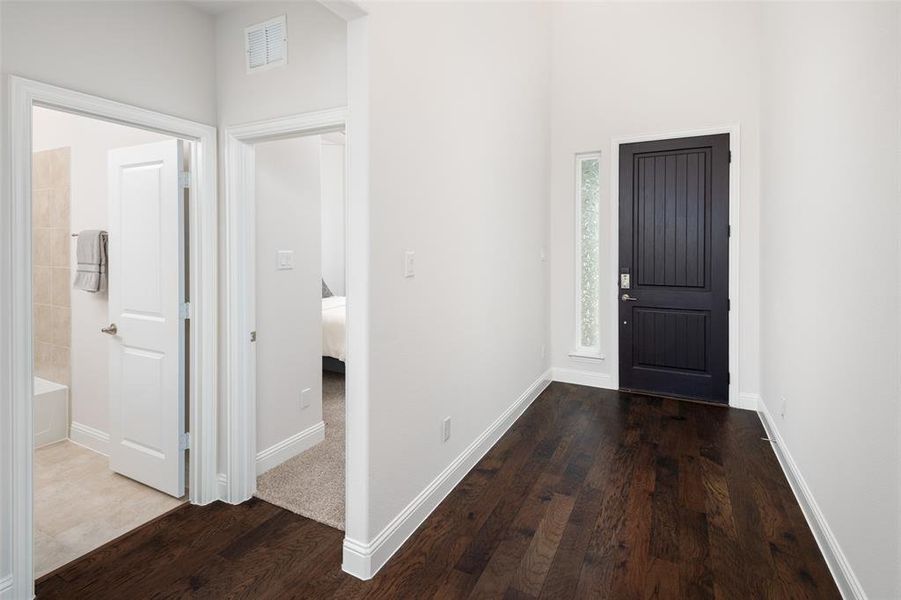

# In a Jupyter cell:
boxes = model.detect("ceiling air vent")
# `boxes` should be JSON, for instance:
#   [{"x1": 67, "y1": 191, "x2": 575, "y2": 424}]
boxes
[{"x1": 245, "y1": 15, "x2": 287, "y2": 73}]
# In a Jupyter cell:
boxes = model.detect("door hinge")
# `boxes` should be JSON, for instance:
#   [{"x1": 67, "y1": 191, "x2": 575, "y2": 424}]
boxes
[
  {"x1": 250, "y1": 330, "x2": 257, "y2": 343},
  {"x1": 728, "y1": 225, "x2": 731, "y2": 238},
  {"x1": 727, "y1": 372, "x2": 731, "y2": 384},
  {"x1": 727, "y1": 298, "x2": 731, "y2": 311},
  {"x1": 179, "y1": 432, "x2": 191, "y2": 451},
  {"x1": 179, "y1": 171, "x2": 192, "y2": 189},
  {"x1": 180, "y1": 302, "x2": 192, "y2": 320},
  {"x1": 728, "y1": 150, "x2": 732, "y2": 163}
]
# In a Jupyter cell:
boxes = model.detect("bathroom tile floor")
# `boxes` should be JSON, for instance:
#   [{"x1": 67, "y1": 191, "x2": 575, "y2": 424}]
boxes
[{"x1": 34, "y1": 440, "x2": 185, "y2": 579}]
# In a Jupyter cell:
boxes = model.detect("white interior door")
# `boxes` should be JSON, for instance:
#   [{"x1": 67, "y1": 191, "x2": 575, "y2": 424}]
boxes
[{"x1": 107, "y1": 139, "x2": 186, "y2": 498}]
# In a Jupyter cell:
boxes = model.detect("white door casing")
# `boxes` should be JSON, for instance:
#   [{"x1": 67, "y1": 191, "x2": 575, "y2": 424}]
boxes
[
  {"x1": 5, "y1": 77, "x2": 217, "y2": 599},
  {"x1": 107, "y1": 139, "x2": 186, "y2": 498}
]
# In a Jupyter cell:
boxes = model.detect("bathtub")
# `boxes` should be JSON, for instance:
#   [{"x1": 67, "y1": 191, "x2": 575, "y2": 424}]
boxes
[{"x1": 34, "y1": 377, "x2": 68, "y2": 448}]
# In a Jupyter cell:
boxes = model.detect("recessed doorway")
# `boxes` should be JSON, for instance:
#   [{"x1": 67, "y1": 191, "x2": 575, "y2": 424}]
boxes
[{"x1": 617, "y1": 134, "x2": 730, "y2": 404}]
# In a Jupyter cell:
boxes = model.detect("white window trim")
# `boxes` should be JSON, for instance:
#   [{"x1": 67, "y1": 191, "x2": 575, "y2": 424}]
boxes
[{"x1": 572, "y1": 151, "x2": 604, "y2": 360}]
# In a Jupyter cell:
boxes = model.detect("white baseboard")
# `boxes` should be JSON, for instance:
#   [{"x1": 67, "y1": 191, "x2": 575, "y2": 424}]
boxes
[
  {"x1": 0, "y1": 574, "x2": 13, "y2": 600},
  {"x1": 732, "y1": 392, "x2": 760, "y2": 411},
  {"x1": 554, "y1": 368, "x2": 760, "y2": 414},
  {"x1": 551, "y1": 367, "x2": 615, "y2": 389},
  {"x1": 69, "y1": 421, "x2": 110, "y2": 456},
  {"x1": 217, "y1": 473, "x2": 229, "y2": 501},
  {"x1": 342, "y1": 369, "x2": 553, "y2": 580},
  {"x1": 256, "y1": 421, "x2": 325, "y2": 476},
  {"x1": 757, "y1": 400, "x2": 865, "y2": 599}
]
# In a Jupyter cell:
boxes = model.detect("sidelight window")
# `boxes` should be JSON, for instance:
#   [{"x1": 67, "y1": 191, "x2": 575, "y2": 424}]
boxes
[{"x1": 573, "y1": 152, "x2": 602, "y2": 357}]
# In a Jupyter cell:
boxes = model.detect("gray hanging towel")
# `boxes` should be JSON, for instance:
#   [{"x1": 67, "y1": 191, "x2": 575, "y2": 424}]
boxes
[{"x1": 73, "y1": 230, "x2": 108, "y2": 293}]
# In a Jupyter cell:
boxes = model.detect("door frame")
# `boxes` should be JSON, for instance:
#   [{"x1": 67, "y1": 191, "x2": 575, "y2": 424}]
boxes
[
  {"x1": 609, "y1": 124, "x2": 747, "y2": 409},
  {"x1": 3, "y1": 76, "x2": 219, "y2": 598},
  {"x1": 221, "y1": 105, "x2": 372, "y2": 576},
  {"x1": 221, "y1": 107, "x2": 347, "y2": 505}
]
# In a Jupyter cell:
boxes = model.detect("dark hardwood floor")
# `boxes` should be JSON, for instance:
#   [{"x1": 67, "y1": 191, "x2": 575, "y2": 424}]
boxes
[{"x1": 37, "y1": 383, "x2": 840, "y2": 599}]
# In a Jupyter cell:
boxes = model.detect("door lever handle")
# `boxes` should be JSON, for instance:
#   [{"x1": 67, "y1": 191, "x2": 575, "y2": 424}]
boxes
[
  {"x1": 621, "y1": 294, "x2": 638, "y2": 302},
  {"x1": 101, "y1": 323, "x2": 118, "y2": 335}
]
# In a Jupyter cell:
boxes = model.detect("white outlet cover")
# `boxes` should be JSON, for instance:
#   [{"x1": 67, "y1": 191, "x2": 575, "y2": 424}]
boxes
[
  {"x1": 301, "y1": 387, "x2": 311, "y2": 408},
  {"x1": 404, "y1": 250, "x2": 415, "y2": 278},
  {"x1": 442, "y1": 417, "x2": 451, "y2": 442}
]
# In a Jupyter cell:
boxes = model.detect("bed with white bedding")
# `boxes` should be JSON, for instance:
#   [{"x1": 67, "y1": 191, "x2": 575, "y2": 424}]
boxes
[{"x1": 322, "y1": 296, "x2": 346, "y2": 371}]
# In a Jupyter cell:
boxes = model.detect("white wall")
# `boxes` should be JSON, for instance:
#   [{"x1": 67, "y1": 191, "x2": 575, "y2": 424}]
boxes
[
  {"x1": 548, "y1": 2, "x2": 761, "y2": 403},
  {"x1": 214, "y1": 1, "x2": 347, "y2": 126},
  {"x1": 0, "y1": 1, "x2": 216, "y2": 124},
  {"x1": 31, "y1": 107, "x2": 171, "y2": 438},
  {"x1": 255, "y1": 136, "x2": 324, "y2": 454},
  {"x1": 760, "y1": 4, "x2": 900, "y2": 597},
  {"x1": 321, "y1": 135, "x2": 346, "y2": 296},
  {"x1": 365, "y1": 1, "x2": 551, "y2": 537}
]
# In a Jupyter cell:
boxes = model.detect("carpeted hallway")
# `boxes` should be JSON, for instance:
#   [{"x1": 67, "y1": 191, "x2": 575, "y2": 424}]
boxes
[{"x1": 255, "y1": 371, "x2": 345, "y2": 530}]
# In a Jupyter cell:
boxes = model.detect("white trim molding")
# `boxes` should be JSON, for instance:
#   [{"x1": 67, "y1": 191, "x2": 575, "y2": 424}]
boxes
[
  {"x1": 0, "y1": 574, "x2": 13, "y2": 600},
  {"x1": 2, "y1": 76, "x2": 219, "y2": 599},
  {"x1": 342, "y1": 370, "x2": 552, "y2": 580},
  {"x1": 609, "y1": 124, "x2": 744, "y2": 408},
  {"x1": 222, "y1": 97, "x2": 376, "y2": 579},
  {"x1": 256, "y1": 421, "x2": 325, "y2": 476},
  {"x1": 551, "y1": 367, "x2": 615, "y2": 390},
  {"x1": 222, "y1": 106, "x2": 349, "y2": 506},
  {"x1": 68, "y1": 422, "x2": 110, "y2": 456},
  {"x1": 757, "y1": 400, "x2": 865, "y2": 599},
  {"x1": 217, "y1": 473, "x2": 229, "y2": 501},
  {"x1": 733, "y1": 392, "x2": 760, "y2": 412}
]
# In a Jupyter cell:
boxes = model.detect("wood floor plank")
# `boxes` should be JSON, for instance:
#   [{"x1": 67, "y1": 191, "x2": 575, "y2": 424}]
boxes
[
  {"x1": 36, "y1": 383, "x2": 841, "y2": 600},
  {"x1": 508, "y1": 493, "x2": 575, "y2": 597}
]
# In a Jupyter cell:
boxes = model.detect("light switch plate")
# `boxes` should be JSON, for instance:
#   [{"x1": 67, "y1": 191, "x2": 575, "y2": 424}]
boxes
[{"x1": 277, "y1": 250, "x2": 294, "y2": 270}]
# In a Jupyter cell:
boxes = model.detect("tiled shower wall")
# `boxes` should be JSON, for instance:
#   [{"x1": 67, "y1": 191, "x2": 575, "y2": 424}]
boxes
[{"x1": 32, "y1": 147, "x2": 71, "y2": 385}]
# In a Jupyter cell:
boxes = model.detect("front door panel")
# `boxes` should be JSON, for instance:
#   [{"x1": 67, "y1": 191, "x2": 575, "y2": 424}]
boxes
[{"x1": 618, "y1": 135, "x2": 729, "y2": 403}]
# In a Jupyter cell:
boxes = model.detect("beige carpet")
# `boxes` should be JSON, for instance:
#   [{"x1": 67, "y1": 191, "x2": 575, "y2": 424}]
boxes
[
  {"x1": 255, "y1": 371, "x2": 345, "y2": 530},
  {"x1": 34, "y1": 440, "x2": 184, "y2": 578}
]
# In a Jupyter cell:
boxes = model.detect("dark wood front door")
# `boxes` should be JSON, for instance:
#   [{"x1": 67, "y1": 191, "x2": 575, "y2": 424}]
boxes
[{"x1": 618, "y1": 134, "x2": 729, "y2": 404}]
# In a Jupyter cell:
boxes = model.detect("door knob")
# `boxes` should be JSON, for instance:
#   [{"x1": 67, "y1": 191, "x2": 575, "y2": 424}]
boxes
[
  {"x1": 101, "y1": 323, "x2": 118, "y2": 335},
  {"x1": 621, "y1": 294, "x2": 638, "y2": 302}
]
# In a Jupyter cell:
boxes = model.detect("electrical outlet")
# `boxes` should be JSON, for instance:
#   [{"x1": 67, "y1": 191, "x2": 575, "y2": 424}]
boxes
[
  {"x1": 442, "y1": 417, "x2": 451, "y2": 443},
  {"x1": 404, "y1": 250, "x2": 416, "y2": 278},
  {"x1": 779, "y1": 396, "x2": 787, "y2": 420},
  {"x1": 301, "y1": 387, "x2": 311, "y2": 409}
]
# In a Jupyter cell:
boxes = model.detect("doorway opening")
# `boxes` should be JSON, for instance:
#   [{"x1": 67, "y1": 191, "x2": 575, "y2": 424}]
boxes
[
  {"x1": 221, "y1": 106, "x2": 367, "y2": 543},
  {"x1": 616, "y1": 134, "x2": 731, "y2": 404},
  {"x1": 5, "y1": 77, "x2": 217, "y2": 598},
  {"x1": 31, "y1": 106, "x2": 190, "y2": 578},
  {"x1": 249, "y1": 131, "x2": 347, "y2": 529}
]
